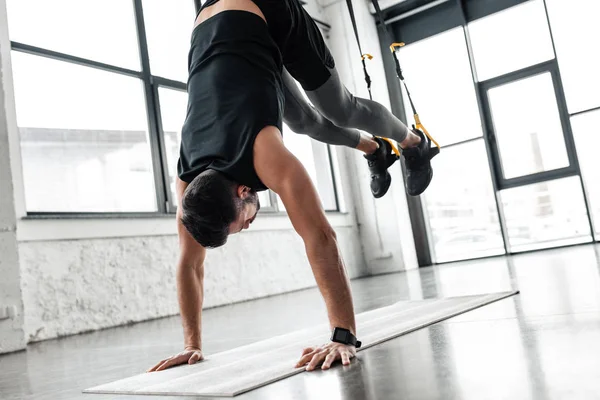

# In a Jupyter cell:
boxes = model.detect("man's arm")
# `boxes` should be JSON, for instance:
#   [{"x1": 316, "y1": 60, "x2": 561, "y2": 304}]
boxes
[
  {"x1": 148, "y1": 178, "x2": 206, "y2": 372},
  {"x1": 254, "y1": 127, "x2": 357, "y2": 368}
]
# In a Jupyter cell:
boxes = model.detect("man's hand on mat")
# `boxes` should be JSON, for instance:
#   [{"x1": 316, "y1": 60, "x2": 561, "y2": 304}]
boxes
[
  {"x1": 295, "y1": 343, "x2": 356, "y2": 371},
  {"x1": 147, "y1": 347, "x2": 204, "y2": 372}
]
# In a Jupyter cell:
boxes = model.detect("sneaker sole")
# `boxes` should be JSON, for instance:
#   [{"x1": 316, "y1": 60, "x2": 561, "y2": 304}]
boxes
[
  {"x1": 407, "y1": 168, "x2": 433, "y2": 197},
  {"x1": 372, "y1": 171, "x2": 392, "y2": 199}
]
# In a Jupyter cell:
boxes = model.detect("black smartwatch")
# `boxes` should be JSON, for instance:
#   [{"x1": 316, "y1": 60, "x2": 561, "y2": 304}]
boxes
[{"x1": 331, "y1": 327, "x2": 362, "y2": 348}]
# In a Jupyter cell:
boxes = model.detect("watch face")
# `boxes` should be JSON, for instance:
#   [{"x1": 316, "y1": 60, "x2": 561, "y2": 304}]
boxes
[{"x1": 334, "y1": 329, "x2": 348, "y2": 342}]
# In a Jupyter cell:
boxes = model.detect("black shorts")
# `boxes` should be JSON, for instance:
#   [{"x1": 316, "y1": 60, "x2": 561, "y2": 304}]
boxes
[{"x1": 199, "y1": 0, "x2": 335, "y2": 91}]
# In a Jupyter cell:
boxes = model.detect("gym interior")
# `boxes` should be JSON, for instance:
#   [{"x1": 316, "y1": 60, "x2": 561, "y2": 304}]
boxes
[{"x1": 1, "y1": 0, "x2": 599, "y2": 399}]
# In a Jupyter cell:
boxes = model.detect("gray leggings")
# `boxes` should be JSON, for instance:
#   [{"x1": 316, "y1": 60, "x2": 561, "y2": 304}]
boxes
[{"x1": 282, "y1": 67, "x2": 409, "y2": 148}]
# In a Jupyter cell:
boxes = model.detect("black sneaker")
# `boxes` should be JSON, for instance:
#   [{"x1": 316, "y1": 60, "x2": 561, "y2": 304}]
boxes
[
  {"x1": 364, "y1": 137, "x2": 399, "y2": 198},
  {"x1": 402, "y1": 128, "x2": 439, "y2": 196}
]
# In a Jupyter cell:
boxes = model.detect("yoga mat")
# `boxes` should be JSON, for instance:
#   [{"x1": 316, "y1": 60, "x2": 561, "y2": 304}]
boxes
[{"x1": 85, "y1": 291, "x2": 518, "y2": 397}]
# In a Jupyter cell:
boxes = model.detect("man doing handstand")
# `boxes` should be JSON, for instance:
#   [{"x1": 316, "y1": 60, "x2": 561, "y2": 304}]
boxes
[{"x1": 149, "y1": 0, "x2": 437, "y2": 373}]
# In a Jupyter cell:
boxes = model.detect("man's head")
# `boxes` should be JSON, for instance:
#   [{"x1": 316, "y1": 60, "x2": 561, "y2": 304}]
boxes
[{"x1": 181, "y1": 170, "x2": 260, "y2": 248}]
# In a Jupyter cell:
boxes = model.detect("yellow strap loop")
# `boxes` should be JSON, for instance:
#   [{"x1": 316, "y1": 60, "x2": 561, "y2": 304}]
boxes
[
  {"x1": 378, "y1": 137, "x2": 401, "y2": 157},
  {"x1": 361, "y1": 53, "x2": 373, "y2": 61},
  {"x1": 389, "y1": 42, "x2": 405, "y2": 52},
  {"x1": 414, "y1": 114, "x2": 441, "y2": 149}
]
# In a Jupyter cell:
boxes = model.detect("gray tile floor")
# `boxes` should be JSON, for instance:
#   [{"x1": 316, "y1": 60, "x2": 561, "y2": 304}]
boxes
[{"x1": 2, "y1": 244, "x2": 600, "y2": 400}]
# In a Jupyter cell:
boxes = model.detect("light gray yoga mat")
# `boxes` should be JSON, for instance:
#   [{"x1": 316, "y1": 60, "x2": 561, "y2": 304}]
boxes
[{"x1": 85, "y1": 291, "x2": 518, "y2": 397}]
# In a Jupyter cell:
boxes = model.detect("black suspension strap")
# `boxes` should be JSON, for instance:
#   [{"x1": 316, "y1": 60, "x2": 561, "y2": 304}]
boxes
[
  {"x1": 345, "y1": 0, "x2": 373, "y2": 100},
  {"x1": 346, "y1": 0, "x2": 440, "y2": 149}
]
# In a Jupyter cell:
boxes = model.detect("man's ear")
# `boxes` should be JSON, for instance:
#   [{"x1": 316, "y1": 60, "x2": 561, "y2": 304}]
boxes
[{"x1": 236, "y1": 185, "x2": 252, "y2": 199}]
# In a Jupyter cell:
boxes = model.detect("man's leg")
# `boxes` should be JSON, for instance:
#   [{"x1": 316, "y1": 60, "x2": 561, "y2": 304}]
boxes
[
  {"x1": 305, "y1": 67, "x2": 420, "y2": 148},
  {"x1": 282, "y1": 68, "x2": 378, "y2": 155},
  {"x1": 279, "y1": 0, "x2": 436, "y2": 197},
  {"x1": 305, "y1": 67, "x2": 438, "y2": 197},
  {"x1": 283, "y1": 69, "x2": 399, "y2": 198}
]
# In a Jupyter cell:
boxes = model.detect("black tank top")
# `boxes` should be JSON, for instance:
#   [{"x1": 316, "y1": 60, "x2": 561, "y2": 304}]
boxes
[{"x1": 177, "y1": 10, "x2": 284, "y2": 191}]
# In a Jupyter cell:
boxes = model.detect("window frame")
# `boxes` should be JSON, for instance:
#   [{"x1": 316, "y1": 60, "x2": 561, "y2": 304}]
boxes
[
  {"x1": 379, "y1": 0, "x2": 598, "y2": 265},
  {"x1": 478, "y1": 60, "x2": 580, "y2": 191},
  {"x1": 10, "y1": 0, "x2": 340, "y2": 217}
]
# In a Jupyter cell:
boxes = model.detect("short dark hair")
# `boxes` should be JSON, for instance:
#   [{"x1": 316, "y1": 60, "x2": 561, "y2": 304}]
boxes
[{"x1": 181, "y1": 170, "x2": 239, "y2": 248}]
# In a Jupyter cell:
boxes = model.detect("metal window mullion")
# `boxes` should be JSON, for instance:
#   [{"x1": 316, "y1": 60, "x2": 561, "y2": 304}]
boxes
[
  {"x1": 500, "y1": 167, "x2": 577, "y2": 189},
  {"x1": 10, "y1": 41, "x2": 144, "y2": 78},
  {"x1": 133, "y1": 0, "x2": 169, "y2": 213},
  {"x1": 26, "y1": 212, "x2": 174, "y2": 219},
  {"x1": 542, "y1": 0, "x2": 596, "y2": 241},
  {"x1": 570, "y1": 105, "x2": 600, "y2": 118},
  {"x1": 457, "y1": 0, "x2": 510, "y2": 254},
  {"x1": 439, "y1": 135, "x2": 484, "y2": 150},
  {"x1": 478, "y1": 59, "x2": 557, "y2": 90},
  {"x1": 326, "y1": 145, "x2": 340, "y2": 212},
  {"x1": 551, "y1": 65, "x2": 597, "y2": 240},
  {"x1": 153, "y1": 76, "x2": 187, "y2": 91}
]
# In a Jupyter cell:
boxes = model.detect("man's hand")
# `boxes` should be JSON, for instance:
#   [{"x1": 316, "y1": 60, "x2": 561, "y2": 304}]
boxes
[
  {"x1": 295, "y1": 343, "x2": 356, "y2": 371},
  {"x1": 147, "y1": 347, "x2": 204, "y2": 372}
]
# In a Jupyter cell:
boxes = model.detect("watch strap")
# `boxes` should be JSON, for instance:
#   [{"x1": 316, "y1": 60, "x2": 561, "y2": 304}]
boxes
[{"x1": 331, "y1": 327, "x2": 362, "y2": 348}]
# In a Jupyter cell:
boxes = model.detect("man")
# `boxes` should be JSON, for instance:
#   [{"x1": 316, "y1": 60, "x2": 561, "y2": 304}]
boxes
[{"x1": 149, "y1": 0, "x2": 437, "y2": 373}]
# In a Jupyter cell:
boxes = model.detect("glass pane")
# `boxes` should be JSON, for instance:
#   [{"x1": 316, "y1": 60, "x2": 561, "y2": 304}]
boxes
[
  {"x1": 158, "y1": 87, "x2": 187, "y2": 204},
  {"x1": 469, "y1": 0, "x2": 554, "y2": 81},
  {"x1": 311, "y1": 144, "x2": 337, "y2": 211},
  {"x1": 6, "y1": 0, "x2": 139, "y2": 70},
  {"x1": 258, "y1": 192, "x2": 272, "y2": 209},
  {"x1": 546, "y1": 0, "x2": 600, "y2": 113},
  {"x1": 12, "y1": 53, "x2": 156, "y2": 212},
  {"x1": 280, "y1": 81, "x2": 339, "y2": 211},
  {"x1": 500, "y1": 177, "x2": 591, "y2": 252},
  {"x1": 571, "y1": 110, "x2": 600, "y2": 237},
  {"x1": 142, "y1": 0, "x2": 196, "y2": 81},
  {"x1": 422, "y1": 140, "x2": 505, "y2": 263},
  {"x1": 399, "y1": 28, "x2": 483, "y2": 146},
  {"x1": 278, "y1": 124, "x2": 337, "y2": 212},
  {"x1": 488, "y1": 73, "x2": 569, "y2": 179}
]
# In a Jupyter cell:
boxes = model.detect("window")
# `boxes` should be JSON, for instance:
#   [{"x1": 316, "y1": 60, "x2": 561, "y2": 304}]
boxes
[
  {"x1": 487, "y1": 72, "x2": 569, "y2": 179},
  {"x1": 422, "y1": 140, "x2": 505, "y2": 263},
  {"x1": 469, "y1": 0, "x2": 554, "y2": 81},
  {"x1": 276, "y1": 79, "x2": 340, "y2": 212},
  {"x1": 499, "y1": 177, "x2": 591, "y2": 252},
  {"x1": 12, "y1": 52, "x2": 156, "y2": 212},
  {"x1": 6, "y1": 0, "x2": 140, "y2": 70},
  {"x1": 6, "y1": 0, "x2": 194, "y2": 214},
  {"x1": 546, "y1": 0, "x2": 600, "y2": 114},
  {"x1": 5, "y1": 0, "x2": 343, "y2": 215},
  {"x1": 278, "y1": 124, "x2": 338, "y2": 212},
  {"x1": 399, "y1": 28, "x2": 483, "y2": 147},
  {"x1": 387, "y1": 0, "x2": 598, "y2": 262},
  {"x1": 572, "y1": 110, "x2": 600, "y2": 237},
  {"x1": 258, "y1": 191, "x2": 273, "y2": 210},
  {"x1": 142, "y1": 0, "x2": 196, "y2": 81}
]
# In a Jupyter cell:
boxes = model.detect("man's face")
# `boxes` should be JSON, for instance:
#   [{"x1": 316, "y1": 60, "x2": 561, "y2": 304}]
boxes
[{"x1": 228, "y1": 186, "x2": 260, "y2": 234}]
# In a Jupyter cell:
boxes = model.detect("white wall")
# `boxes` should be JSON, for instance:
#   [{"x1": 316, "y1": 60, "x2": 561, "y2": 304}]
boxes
[
  {"x1": 0, "y1": 0, "x2": 25, "y2": 353},
  {"x1": 18, "y1": 225, "x2": 364, "y2": 342}
]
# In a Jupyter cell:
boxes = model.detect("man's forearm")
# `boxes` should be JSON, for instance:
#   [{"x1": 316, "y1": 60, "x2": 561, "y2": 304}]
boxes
[
  {"x1": 304, "y1": 229, "x2": 356, "y2": 334},
  {"x1": 177, "y1": 261, "x2": 204, "y2": 349}
]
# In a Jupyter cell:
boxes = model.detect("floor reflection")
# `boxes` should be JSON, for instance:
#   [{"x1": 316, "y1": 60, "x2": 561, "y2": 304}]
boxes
[{"x1": 1, "y1": 244, "x2": 600, "y2": 400}]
